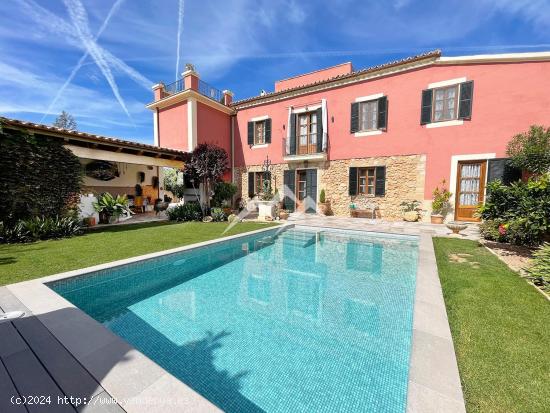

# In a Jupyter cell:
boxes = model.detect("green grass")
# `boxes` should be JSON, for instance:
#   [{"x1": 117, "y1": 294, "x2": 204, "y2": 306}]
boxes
[
  {"x1": 433, "y1": 238, "x2": 549, "y2": 413},
  {"x1": 0, "y1": 221, "x2": 276, "y2": 285}
]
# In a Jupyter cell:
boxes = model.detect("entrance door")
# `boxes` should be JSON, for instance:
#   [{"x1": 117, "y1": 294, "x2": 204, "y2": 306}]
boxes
[
  {"x1": 455, "y1": 160, "x2": 487, "y2": 221},
  {"x1": 295, "y1": 170, "x2": 307, "y2": 212},
  {"x1": 297, "y1": 112, "x2": 318, "y2": 155}
]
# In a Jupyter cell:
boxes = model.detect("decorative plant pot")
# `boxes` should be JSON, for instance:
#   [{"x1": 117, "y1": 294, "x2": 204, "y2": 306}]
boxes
[
  {"x1": 403, "y1": 211, "x2": 419, "y2": 222},
  {"x1": 318, "y1": 202, "x2": 331, "y2": 216},
  {"x1": 446, "y1": 221, "x2": 468, "y2": 235},
  {"x1": 98, "y1": 211, "x2": 110, "y2": 224},
  {"x1": 257, "y1": 201, "x2": 276, "y2": 220},
  {"x1": 83, "y1": 216, "x2": 96, "y2": 227},
  {"x1": 430, "y1": 214, "x2": 444, "y2": 224},
  {"x1": 223, "y1": 207, "x2": 232, "y2": 216},
  {"x1": 279, "y1": 211, "x2": 289, "y2": 220},
  {"x1": 108, "y1": 215, "x2": 118, "y2": 224}
]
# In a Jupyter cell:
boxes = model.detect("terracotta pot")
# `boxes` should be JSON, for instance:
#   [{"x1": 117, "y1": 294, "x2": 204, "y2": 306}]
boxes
[
  {"x1": 431, "y1": 214, "x2": 444, "y2": 224},
  {"x1": 318, "y1": 202, "x2": 330, "y2": 216},
  {"x1": 83, "y1": 216, "x2": 96, "y2": 227},
  {"x1": 223, "y1": 207, "x2": 232, "y2": 216},
  {"x1": 279, "y1": 211, "x2": 289, "y2": 220},
  {"x1": 98, "y1": 211, "x2": 110, "y2": 224}
]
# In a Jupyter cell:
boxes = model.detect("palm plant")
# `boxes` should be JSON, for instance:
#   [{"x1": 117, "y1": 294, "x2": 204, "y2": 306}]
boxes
[{"x1": 93, "y1": 193, "x2": 131, "y2": 224}]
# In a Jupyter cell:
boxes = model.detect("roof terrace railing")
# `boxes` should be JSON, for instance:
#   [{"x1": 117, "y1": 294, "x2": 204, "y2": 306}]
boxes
[{"x1": 163, "y1": 78, "x2": 224, "y2": 104}]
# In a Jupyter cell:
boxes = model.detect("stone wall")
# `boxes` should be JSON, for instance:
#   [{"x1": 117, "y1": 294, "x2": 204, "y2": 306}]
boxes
[{"x1": 234, "y1": 154, "x2": 426, "y2": 220}]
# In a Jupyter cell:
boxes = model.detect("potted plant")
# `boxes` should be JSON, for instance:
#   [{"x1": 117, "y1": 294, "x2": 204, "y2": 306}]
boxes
[
  {"x1": 431, "y1": 180, "x2": 452, "y2": 224},
  {"x1": 318, "y1": 189, "x2": 331, "y2": 215},
  {"x1": 400, "y1": 200, "x2": 421, "y2": 222},
  {"x1": 279, "y1": 209, "x2": 289, "y2": 220},
  {"x1": 211, "y1": 181, "x2": 237, "y2": 215},
  {"x1": 93, "y1": 192, "x2": 131, "y2": 224},
  {"x1": 82, "y1": 215, "x2": 96, "y2": 227}
]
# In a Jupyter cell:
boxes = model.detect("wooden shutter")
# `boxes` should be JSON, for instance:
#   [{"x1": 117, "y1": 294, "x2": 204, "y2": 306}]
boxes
[
  {"x1": 283, "y1": 170, "x2": 295, "y2": 211},
  {"x1": 305, "y1": 169, "x2": 318, "y2": 213},
  {"x1": 377, "y1": 96, "x2": 388, "y2": 130},
  {"x1": 349, "y1": 167, "x2": 358, "y2": 196},
  {"x1": 487, "y1": 158, "x2": 522, "y2": 185},
  {"x1": 316, "y1": 107, "x2": 323, "y2": 153},
  {"x1": 458, "y1": 81, "x2": 474, "y2": 120},
  {"x1": 289, "y1": 114, "x2": 297, "y2": 155},
  {"x1": 247, "y1": 121, "x2": 254, "y2": 145},
  {"x1": 265, "y1": 118, "x2": 272, "y2": 143},
  {"x1": 350, "y1": 102, "x2": 360, "y2": 133},
  {"x1": 248, "y1": 172, "x2": 255, "y2": 197},
  {"x1": 375, "y1": 166, "x2": 386, "y2": 196},
  {"x1": 420, "y1": 89, "x2": 433, "y2": 125}
]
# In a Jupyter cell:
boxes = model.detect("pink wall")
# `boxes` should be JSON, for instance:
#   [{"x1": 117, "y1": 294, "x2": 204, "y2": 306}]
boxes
[
  {"x1": 235, "y1": 61, "x2": 550, "y2": 199},
  {"x1": 158, "y1": 101, "x2": 188, "y2": 151},
  {"x1": 275, "y1": 62, "x2": 353, "y2": 92},
  {"x1": 197, "y1": 102, "x2": 231, "y2": 176}
]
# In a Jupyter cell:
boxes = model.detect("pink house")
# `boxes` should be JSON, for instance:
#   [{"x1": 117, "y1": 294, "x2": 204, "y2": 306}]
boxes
[{"x1": 147, "y1": 51, "x2": 550, "y2": 221}]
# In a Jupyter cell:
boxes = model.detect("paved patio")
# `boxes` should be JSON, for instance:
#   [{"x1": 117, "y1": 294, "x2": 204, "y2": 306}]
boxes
[{"x1": 287, "y1": 213, "x2": 481, "y2": 240}]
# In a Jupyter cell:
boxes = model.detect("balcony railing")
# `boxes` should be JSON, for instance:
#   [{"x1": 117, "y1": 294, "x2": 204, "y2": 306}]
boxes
[
  {"x1": 163, "y1": 79, "x2": 224, "y2": 104},
  {"x1": 282, "y1": 137, "x2": 328, "y2": 161}
]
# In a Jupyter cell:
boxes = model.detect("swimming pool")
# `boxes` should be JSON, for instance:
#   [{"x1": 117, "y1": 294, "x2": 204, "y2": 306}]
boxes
[{"x1": 50, "y1": 226, "x2": 419, "y2": 413}]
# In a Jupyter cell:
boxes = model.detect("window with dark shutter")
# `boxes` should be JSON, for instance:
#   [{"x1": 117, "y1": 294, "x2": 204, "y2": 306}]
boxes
[
  {"x1": 349, "y1": 167, "x2": 358, "y2": 196},
  {"x1": 247, "y1": 122, "x2": 254, "y2": 145},
  {"x1": 458, "y1": 81, "x2": 474, "y2": 120},
  {"x1": 316, "y1": 107, "x2": 323, "y2": 153},
  {"x1": 283, "y1": 170, "x2": 295, "y2": 211},
  {"x1": 265, "y1": 118, "x2": 272, "y2": 143},
  {"x1": 350, "y1": 102, "x2": 359, "y2": 133},
  {"x1": 248, "y1": 172, "x2": 255, "y2": 197},
  {"x1": 288, "y1": 114, "x2": 297, "y2": 155},
  {"x1": 375, "y1": 166, "x2": 386, "y2": 196},
  {"x1": 377, "y1": 96, "x2": 388, "y2": 130},
  {"x1": 420, "y1": 89, "x2": 433, "y2": 124}
]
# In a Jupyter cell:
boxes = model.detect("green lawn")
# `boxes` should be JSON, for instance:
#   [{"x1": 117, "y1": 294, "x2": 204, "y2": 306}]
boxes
[
  {"x1": 433, "y1": 238, "x2": 549, "y2": 413},
  {"x1": 0, "y1": 221, "x2": 276, "y2": 286}
]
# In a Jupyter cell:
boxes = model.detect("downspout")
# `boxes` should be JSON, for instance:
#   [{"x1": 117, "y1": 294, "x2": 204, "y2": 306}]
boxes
[
  {"x1": 155, "y1": 107, "x2": 160, "y2": 146},
  {"x1": 231, "y1": 114, "x2": 235, "y2": 184}
]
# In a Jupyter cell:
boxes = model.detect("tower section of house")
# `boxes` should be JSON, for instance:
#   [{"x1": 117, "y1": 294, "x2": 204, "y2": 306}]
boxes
[
  {"x1": 146, "y1": 65, "x2": 234, "y2": 183},
  {"x1": 232, "y1": 50, "x2": 550, "y2": 221}
]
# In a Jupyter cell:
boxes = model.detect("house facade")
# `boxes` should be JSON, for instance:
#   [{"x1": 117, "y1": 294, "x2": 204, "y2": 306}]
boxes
[{"x1": 147, "y1": 51, "x2": 550, "y2": 221}]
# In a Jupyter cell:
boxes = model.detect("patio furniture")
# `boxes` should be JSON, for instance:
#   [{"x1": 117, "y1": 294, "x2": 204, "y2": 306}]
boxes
[{"x1": 350, "y1": 203, "x2": 378, "y2": 219}]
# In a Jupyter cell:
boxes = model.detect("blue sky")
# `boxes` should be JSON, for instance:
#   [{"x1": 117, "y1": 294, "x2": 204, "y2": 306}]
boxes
[{"x1": 1, "y1": 0, "x2": 549, "y2": 145}]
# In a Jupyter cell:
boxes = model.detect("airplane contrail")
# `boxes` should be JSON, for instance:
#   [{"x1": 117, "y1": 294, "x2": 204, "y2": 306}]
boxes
[
  {"x1": 41, "y1": 0, "x2": 126, "y2": 123},
  {"x1": 63, "y1": 0, "x2": 131, "y2": 118},
  {"x1": 175, "y1": 0, "x2": 185, "y2": 79}
]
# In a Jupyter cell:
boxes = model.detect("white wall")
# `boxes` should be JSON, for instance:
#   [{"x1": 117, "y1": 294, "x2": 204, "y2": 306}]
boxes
[{"x1": 81, "y1": 159, "x2": 158, "y2": 188}]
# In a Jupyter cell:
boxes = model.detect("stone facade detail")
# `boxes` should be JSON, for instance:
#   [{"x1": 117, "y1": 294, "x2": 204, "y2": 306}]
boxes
[{"x1": 234, "y1": 154, "x2": 426, "y2": 220}]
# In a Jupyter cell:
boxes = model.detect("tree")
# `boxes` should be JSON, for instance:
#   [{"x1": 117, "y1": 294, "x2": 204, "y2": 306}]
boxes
[
  {"x1": 53, "y1": 111, "x2": 77, "y2": 131},
  {"x1": 183, "y1": 144, "x2": 229, "y2": 210},
  {"x1": 506, "y1": 125, "x2": 550, "y2": 174}
]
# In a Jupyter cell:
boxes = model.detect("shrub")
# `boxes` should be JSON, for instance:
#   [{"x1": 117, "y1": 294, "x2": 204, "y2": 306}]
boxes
[
  {"x1": 210, "y1": 207, "x2": 227, "y2": 222},
  {"x1": 0, "y1": 129, "x2": 82, "y2": 224},
  {"x1": 432, "y1": 180, "x2": 452, "y2": 215},
  {"x1": 0, "y1": 216, "x2": 82, "y2": 244},
  {"x1": 319, "y1": 189, "x2": 326, "y2": 203},
  {"x1": 479, "y1": 174, "x2": 550, "y2": 246},
  {"x1": 93, "y1": 193, "x2": 131, "y2": 223},
  {"x1": 506, "y1": 125, "x2": 550, "y2": 174},
  {"x1": 211, "y1": 182, "x2": 237, "y2": 207},
  {"x1": 167, "y1": 203, "x2": 202, "y2": 222},
  {"x1": 525, "y1": 243, "x2": 550, "y2": 290}
]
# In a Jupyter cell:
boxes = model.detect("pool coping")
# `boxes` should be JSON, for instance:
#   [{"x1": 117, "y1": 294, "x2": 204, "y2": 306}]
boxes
[{"x1": 6, "y1": 223, "x2": 466, "y2": 413}]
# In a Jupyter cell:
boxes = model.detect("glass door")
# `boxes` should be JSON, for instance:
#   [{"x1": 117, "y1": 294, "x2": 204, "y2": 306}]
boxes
[{"x1": 455, "y1": 160, "x2": 487, "y2": 221}]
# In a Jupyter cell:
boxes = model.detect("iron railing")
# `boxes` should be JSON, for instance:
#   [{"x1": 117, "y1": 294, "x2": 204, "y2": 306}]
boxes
[
  {"x1": 282, "y1": 137, "x2": 328, "y2": 157},
  {"x1": 162, "y1": 79, "x2": 224, "y2": 104},
  {"x1": 198, "y1": 80, "x2": 224, "y2": 103}
]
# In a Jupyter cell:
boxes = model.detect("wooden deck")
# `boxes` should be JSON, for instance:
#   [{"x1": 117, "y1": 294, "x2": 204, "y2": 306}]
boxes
[{"x1": 0, "y1": 287, "x2": 124, "y2": 413}]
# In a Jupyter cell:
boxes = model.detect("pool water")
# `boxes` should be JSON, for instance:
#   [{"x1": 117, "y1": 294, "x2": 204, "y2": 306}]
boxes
[{"x1": 51, "y1": 227, "x2": 419, "y2": 413}]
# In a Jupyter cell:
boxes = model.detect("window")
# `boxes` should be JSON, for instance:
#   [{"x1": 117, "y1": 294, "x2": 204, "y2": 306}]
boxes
[
  {"x1": 296, "y1": 112, "x2": 317, "y2": 155},
  {"x1": 254, "y1": 120, "x2": 266, "y2": 145},
  {"x1": 255, "y1": 172, "x2": 264, "y2": 194},
  {"x1": 358, "y1": 100, "x2": 378, "y2": 131},
  {"x1": 432, "y1": 85, "x2": 458, "y2": 122},
  {"x1": 358, "y1": 167, "x2": 376, "y2": 195}
]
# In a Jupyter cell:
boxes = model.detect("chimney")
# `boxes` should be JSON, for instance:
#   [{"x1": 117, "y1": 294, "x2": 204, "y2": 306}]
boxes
[{"x1": 223, "y1": 90, "x2": 234, "y2": 105}]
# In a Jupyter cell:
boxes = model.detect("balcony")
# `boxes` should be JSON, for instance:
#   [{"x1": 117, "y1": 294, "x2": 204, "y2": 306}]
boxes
[
  {"x1": 282, "y1": 137, "x2": 328, "y2": 162},
  {"x1": 163, "y1": 79, "x2": 224, "y2": 104}
]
